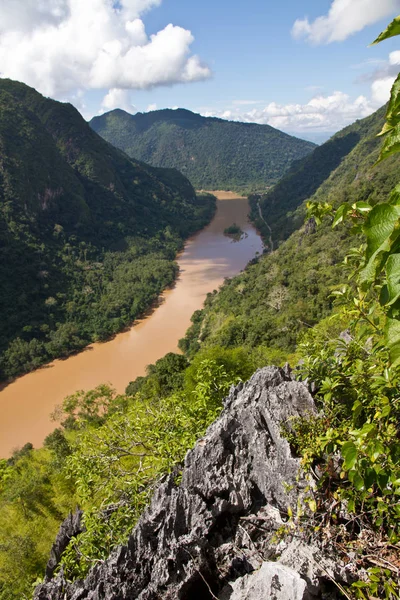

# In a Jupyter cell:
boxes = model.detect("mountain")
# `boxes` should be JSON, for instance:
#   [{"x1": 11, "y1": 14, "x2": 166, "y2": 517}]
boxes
[
  {"x1": 180, "y1": 104, "x2": 400, "y2": 357},
  {"x1": 90, "y1": 108, "x2": 316, "y2": 191},
  {"x1": 0, "y1": 80, "x2": 215, "y2": 380}
]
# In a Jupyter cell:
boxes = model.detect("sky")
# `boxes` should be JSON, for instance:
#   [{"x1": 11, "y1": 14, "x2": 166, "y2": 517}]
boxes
[{"x1": 1, "y1": 0, "x2": 400, "y2": 142}]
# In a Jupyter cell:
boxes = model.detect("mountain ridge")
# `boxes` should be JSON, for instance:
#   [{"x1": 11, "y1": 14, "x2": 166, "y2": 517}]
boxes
[{"x1": 90, "y1": 107, "x2": 316, "y2": 191}]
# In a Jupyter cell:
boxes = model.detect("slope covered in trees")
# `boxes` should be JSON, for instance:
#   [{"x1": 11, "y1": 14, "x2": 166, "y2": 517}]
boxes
[
  {"x1": 90, "y1": 108, "x2": 316, "y2": 191},
  {"x1": 0, "y1": 80, "x2": 215, "y2": 380},
  {"x1": 250, "y1": 104, "x2": 398, "y2": 245}
]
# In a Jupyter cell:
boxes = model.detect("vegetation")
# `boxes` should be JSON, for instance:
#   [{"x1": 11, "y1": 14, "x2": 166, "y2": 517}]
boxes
[
  {"x1": 223, "y1": 223, "x2": 245, "y2": 240},
  {"x1": 284, "y1": 21, "x2": 400, "y2": 599},
  {"x1": 90, "y1": 108, "x2": 316, "y2": 192},
  {"x1": 0, "y1": 80, "x2": 215, "y2": 380},
  {"x1": 249, "y1": 104, "x2": 399, "y2": 247}
]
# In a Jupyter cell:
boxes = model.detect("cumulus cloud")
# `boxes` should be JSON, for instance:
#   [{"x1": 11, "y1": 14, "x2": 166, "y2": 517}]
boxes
[
  {"x1": 0, "y1": 0, "x2": 211, "y2": 100},
  {"x1": 356, "y1": 50, "x2": 400, "y2": 106},
  {"x1": 203, "y1": 91, "x2": 376, "y2": 134},
  {"x1": 292, "y1": 0, "x2": 400, "y2": 44},
  {"x1": 100, "y1": 88, "x2": 135, "y2": 113},
  {"x1": 146, "y1": 103, "x2": 158, "y2": 111}
]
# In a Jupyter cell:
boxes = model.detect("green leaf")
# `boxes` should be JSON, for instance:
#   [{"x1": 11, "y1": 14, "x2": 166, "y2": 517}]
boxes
[
  {"x1": 371, "y1": 16, "x2": 400, "y2": 45},
  {"x1": 332, "y1": 203, "x2": 350, "y2": 228},
  {"x1": 353, "y1": 201, "x2": 372, "y2": 214},
  {"x1": 360, "y1": 203, "x2": 400, "y2": 285},
  {"x1": 352, "y1": 399, "x2": 363, "y2": 420},
  {"x1": 370, "y1": 440, "x2": 385, "y2": 462},
  {"x1": 377, "y1": 122, "x2": 400, "y2": 163},
  {"x1": 353, "y1": 473, "x2": 365, "y2": 491},
  {"x1": 377, "y1": 472, "x2": 390, "y2": 491},
  {"x1": 388, "y1": 182, "x2": 400, "y2": 205},
  {"x1": 364, "y1": 468, "x2": 376, "y2": 489},
  {"x1": 347, "y1": 498, "x2": 355, "y2": 513},
  {"x1": 378, "y1": 73, "x2": 400, "y2": 138},
  {"x1": 342, "y1": 441, "x2": 358, "y2": 470}
]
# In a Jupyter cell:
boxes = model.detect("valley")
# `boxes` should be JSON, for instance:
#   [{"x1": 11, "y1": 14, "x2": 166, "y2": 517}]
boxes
[{"x1": 0, "y1": 192, "x2": 263, "y2": 457}]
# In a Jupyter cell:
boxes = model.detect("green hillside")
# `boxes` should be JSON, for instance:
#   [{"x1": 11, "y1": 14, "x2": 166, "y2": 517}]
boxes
[
  {"x1": 90, "y1": 108, "x2": 316, "y2": 191},
  {"x1": 250, "y1": 104, "x2": 398, "y2": 245},
  {"x1": 0, "y1": 80, "x2": 215, "y2": 380}
]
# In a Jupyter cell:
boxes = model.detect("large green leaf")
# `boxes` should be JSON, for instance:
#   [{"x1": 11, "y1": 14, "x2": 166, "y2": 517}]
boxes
[
  {"x1": 342, "y1": 441, "x2": 357, "y2": 470},
  {"x1": 332, "y1": 203, "x2": 350, "y2": 228},
  {"x1": 360, "y1": 203, "x2": 400, "y2": 284},
  {"x1": 371, "y1": 16, "x2": 400, "y2": 45},
  {"x1": 378, "y1": 73, "x2": 400, "y2": 137},
  {"x1": 377, "y1": 122, "x2": 400, "y2": 163}
]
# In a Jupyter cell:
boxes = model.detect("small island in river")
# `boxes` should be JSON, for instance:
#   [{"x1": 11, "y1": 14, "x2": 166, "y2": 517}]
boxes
[{"x1": 223, "y1": 222, "x2": 248, "y2": 241}]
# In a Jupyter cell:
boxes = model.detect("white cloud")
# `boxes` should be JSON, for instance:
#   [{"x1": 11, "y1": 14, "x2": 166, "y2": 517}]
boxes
[
  {"x1": 292, "y1": 0, "x2": 400, "y2": 44},
  {"x1": 146, "y1": 103, "x2": 157, "y2": 111},
  {"x1": 100, "y1": 88, "x2": 135, "y2": 113},
  {"x1": 203, "y1": 91, "x2": 376, "y2": 134},
  {"x1": 371, "y1": 77, "x2": 395, "y2": 104},
  {"x1": 0, "y1": 0, "x2": 211, "y2": 100}
]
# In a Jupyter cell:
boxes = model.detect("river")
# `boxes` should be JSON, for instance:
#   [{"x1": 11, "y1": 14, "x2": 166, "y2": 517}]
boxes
[{"x1": 0, "y1": 192, "x2": 263, "y2": 457}]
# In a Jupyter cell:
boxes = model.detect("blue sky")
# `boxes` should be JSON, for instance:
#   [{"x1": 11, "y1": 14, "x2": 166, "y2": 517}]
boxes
[{"x1": 0, "y1": 0, "x2": 399, "y2": 141}]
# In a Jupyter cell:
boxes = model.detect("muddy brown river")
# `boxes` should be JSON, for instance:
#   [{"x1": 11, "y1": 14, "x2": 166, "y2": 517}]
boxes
[{"x1": 0, "y1": 192, "x2": 263, "y2": 457}]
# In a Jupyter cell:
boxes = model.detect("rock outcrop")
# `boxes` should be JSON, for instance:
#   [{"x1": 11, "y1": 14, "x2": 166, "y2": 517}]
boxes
[{"x1": 34, "y1": 367, "x2": 342, "y2": 600}]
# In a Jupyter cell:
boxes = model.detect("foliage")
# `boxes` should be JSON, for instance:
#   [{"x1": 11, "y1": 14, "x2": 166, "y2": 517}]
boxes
[
  {"x1": 90, "y1": 108, "x2": 315, "y2": 192},
  {"x1": 0, "y1": 447, "x2": 76, "y2": 600},
  {"x1": 0, "y1": 80, "x2": 215, "y2": 380},
  {"x1": 289, "y1": 20, "x2": 400, "y2": 599}
]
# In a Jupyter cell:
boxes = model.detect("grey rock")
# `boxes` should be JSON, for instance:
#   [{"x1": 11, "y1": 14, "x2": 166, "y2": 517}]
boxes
[
  {"x1": 45, "y1": 509, "x2": 84, "y2": 581},
  {"x1": 34, "y1": 367, "x2": 337, "y2": 600},
  {"x1": 219, "y1": 562, "x2": 307, "y2": 600}
]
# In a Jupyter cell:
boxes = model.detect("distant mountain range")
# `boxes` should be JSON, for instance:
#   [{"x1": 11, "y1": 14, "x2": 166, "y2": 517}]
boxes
[
  {"x1": 90, "y1": 108, "x2": 316, "y2": 191},
  {"x1": 0, "y1": 79, "x2": 215, "y2": 379}
]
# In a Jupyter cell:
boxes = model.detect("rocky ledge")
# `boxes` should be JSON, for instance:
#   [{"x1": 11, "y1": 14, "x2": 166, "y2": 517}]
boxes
[{"x1": 34, "y1": 366, "x2": 345, "y2": 600}]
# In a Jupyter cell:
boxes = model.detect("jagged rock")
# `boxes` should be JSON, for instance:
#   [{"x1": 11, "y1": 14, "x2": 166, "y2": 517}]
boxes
[
  {"x1": 45, "y1": 509, "x2": 84, "y2": 581},
  {"x1": 219, "y1": 562, "x2": 307, "y2": 600},
  {"x1": 34, "y1": 367, "x2": 339, "y2": 600}
]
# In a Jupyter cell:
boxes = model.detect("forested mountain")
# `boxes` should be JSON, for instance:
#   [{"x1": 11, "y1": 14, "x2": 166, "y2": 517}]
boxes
[
  {"x1": 250, "y1": 104, "x2": 397, "y2": 244},
  {"x1": 90, "y1": 108, "x2": 316, "y2": 191},
  {"x1": 0, "y1": 80, "x2": 215, "y2": 380}
]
